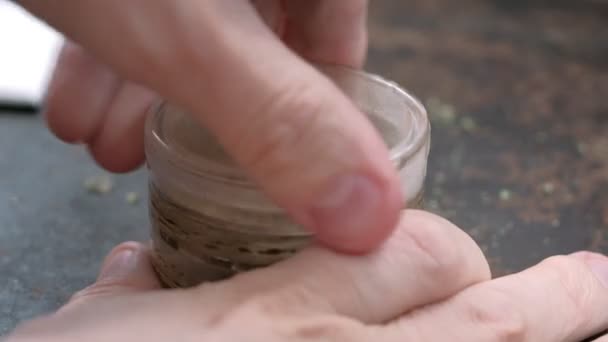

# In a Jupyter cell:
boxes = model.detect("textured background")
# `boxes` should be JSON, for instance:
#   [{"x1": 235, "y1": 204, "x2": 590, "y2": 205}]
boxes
[{"x1": 2, "y1": 0, "x2": 607, "y2": 335}]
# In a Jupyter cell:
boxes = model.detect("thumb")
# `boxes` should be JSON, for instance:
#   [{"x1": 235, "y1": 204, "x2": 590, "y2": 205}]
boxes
[
  {"x1": 67, "y1": 242, "x2": 161, "y2": 305},
  {"x1": 96, "y1": 242, "x2": 161, "y2": 289}
]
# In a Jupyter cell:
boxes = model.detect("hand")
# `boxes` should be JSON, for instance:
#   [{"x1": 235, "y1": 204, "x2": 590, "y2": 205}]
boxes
[
  {"x1": 8, "y1": 210, "x2": 608, "y2": 341},
  {"x1": 16, "y1": 0, "x2": 401, "y2": 253}
]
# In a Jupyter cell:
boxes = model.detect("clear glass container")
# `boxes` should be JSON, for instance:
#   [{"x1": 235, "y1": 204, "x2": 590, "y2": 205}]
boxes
[{"x1": 144, "y1": 64, "x2": 431, "y2": 288}]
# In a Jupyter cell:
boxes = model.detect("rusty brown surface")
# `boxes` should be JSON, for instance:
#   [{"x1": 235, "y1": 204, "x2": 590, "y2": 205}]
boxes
[{"x1": 367, "y1": 0, "x2": 608, "y2": 275}]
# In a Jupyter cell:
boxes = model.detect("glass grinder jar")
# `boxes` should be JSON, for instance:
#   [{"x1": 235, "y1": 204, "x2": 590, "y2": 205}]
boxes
[{"x1": 144, "y1": 64, "x2": 431, "y2": 288}]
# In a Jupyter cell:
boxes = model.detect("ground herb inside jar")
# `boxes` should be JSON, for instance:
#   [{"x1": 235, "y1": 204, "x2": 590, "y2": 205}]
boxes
[{"x1": 149, "y1": 108, "x2": 424, "y2": 288}]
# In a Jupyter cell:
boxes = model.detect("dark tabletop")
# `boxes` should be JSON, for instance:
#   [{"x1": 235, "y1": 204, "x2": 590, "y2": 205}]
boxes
[{"x1": 1, "y1": 0, "x2": 607, "y2": 335}]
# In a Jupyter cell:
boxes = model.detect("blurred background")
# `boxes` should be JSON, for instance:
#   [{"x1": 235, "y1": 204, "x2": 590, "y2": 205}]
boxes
[
  {"x1": 1, "y1": 0, "x2": 607, "y2": 335},
  {"x1": 0, "y1": 0, "x2": 61, "y2": 110}
]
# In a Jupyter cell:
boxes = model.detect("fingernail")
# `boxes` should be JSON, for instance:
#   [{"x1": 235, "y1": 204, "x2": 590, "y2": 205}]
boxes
[
  {"x1": 572, "y1": 252, "x2": 608, "y2": 288},
  {"x1": 305, "y1": 174, "x2": 392, "y2": 253},
  {"x1": 98, "y1": 247, "x2": 137, "y2": 281}
]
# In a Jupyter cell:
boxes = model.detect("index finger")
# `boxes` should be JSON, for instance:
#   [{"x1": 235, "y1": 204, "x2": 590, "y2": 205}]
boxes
[
  {"x1": 189, "y1": 210, "x2": 490, "y2": 324},
  {"x1": 380, "y1": 252, "x2": 608, "y2": 342},
  {"x1": 19, "y1": 0, "x2": 402, "y2": 253}
]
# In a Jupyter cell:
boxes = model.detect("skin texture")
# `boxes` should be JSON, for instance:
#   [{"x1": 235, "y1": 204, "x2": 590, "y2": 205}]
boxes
[
  {"x1": 7, "y1": 210, "x2": 608, "y2": 341},
  {"x1": 18, "y1": 0, "x2": 400, "y2": 254}
]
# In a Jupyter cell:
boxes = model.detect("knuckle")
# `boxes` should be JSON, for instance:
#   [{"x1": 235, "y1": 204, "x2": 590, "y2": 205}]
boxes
[
  {"x1": 68, "y1": 285, "x2": 98, "y2": 304},
  {"x1": 67, "y1": 282, "x2": 120, "y2": 304},
  {"x1": 397, "y1": 211, "x2": 477, "y2": 283},
  {"x1": 67, "y1": 288, "x2": 90, "y2": 304},
  {"x1": 216, "y1": 289, "x2": 365, "y2": 341},
  {"x1": 204, "y1": 285, "x2": 321, "y2": 329},
  {"x1": 538, "y1": 255, "x2": 594, "y2": 325},
  {"x1": 238, "y1": 79, "x2": 330, "y2": 177},
  {"x1": 58, "y1": 287, "x2": 108, "y2": 315},
  {"x1": 285, "y1": 315, "x2": 366, "y2": 341},
  {"x1": 239, "y1": 286, "x2": 330, "y2": 318},
  {"x1": 462, "y1": 287, "x2": 528, "y2": 341}
]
